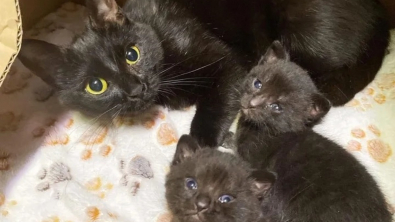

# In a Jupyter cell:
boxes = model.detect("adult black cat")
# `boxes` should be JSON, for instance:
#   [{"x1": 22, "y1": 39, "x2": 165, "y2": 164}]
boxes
[
  {"x1": 18, "y1": 0, "x2": 389, "y2": 148},
  {"x1": 19, "y1": 0, "x2": 245, "y2": 147},
  {"x1": 236, "y1": 41, "x2": 392, "y2": 221}
]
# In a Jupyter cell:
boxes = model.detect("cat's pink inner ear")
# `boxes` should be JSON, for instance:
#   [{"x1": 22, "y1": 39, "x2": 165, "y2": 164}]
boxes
[
  {"x1": 266, "y1": 53, "x2": 278, "y2": 63},
  {"x1": 308, "y1": 93, "x2": 331, "y2": 120},
  {"x1": 182, "y1": 147, "x2": 194, "y2": 159},
  {"x1": 87, "y1": 0, "x2": 125, "y2": 27},
  {"x1": 255, "y1": 181, "x2": 271, "y2": 191},
  {"x1": 97, "y1": 0, "x2": 120, "y2": 21}
]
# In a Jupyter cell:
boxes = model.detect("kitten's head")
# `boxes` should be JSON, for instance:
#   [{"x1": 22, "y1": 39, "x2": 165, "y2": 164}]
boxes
[
  {"x1": 18, "y1": 0, "x2": 163, "y2": 119},
  {"x1": 240, "y1": 41, "x2": 331, "y2": 133},
  {"x1": 166, "y1": 135, "x2": 269, "y2": 222}
]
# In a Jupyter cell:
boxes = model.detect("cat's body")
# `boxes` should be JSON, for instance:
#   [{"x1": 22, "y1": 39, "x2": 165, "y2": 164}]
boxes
[
  {"x1": 175, "y1": 0, "x2": 390, "y2": 104},
  {"x1": 165, "y1": 135, "x2": 265, "y2": 222},
  {"x1": 236, "y1": 42, "x2": 392, "y2": 222},
  {"x1": 18, "y1": 0, "x2": 389, "y2": 147}
]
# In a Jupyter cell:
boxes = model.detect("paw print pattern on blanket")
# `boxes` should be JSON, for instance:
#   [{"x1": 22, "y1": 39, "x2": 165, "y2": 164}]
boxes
[
  {"x1": 84, "y1": 177, "x2": 114, "y2": 199},
  {"x1": 119, "y1": 156, "x2": 154, "y2": 196},
  {"x1": 346, "y1": 72, "x2": 395, "y2": 111},
  {"x1": 157, "y1": 123, "x2": 178, "y2": 146},
  {"x1": 347, "y1": 125, "x2": 392, "y2": 163},
  {"x1": 0, "y1": 199, "x2": 17, "y2": 217},
  {"x1": 43, "y1": 116, "x2": 74, "y2": 146},
  {"x1": 0, "y1": 152, "x2": 10, "y2": 171},
  {"x1": 36, "y1": 162, "x2": 72, "y2": 193},
  {"x1": 0, "y1": 67, "x2": 30, "y2": 95},
  {"x1": 0, "y1": 112, "x2": 23, "y2": 132}
]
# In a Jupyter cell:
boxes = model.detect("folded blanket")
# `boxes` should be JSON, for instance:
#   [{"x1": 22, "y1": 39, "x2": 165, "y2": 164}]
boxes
[{"x1": 0, "y1": 2, "x2": 394, "y2": 221}]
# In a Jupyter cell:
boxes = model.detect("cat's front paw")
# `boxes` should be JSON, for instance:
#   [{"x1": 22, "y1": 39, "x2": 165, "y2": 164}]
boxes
[
  {"x1": 190, "y1": 129, "x2": 221, "y2": 149},
  {"x1": 221, "y1": 131, "x2": 236, "y2": 151}
]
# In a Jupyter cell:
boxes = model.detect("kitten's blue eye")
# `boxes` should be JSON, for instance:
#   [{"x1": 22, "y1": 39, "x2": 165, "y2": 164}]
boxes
[
  {"x1": 253, "y1": 79, "x2": 262, "y2": 89},
  {"x1": 218, "y1": 195, "x2": 234, "y2": 204},
  {"x1": 269, "y1": 103, "x2": 282, "y2": 112},
  {"x1": 185, "y1": 178, "x2": 197, "y2": 190},
  {"x1": 125, "y1": 45, "x2": 140, "y2": 65}
]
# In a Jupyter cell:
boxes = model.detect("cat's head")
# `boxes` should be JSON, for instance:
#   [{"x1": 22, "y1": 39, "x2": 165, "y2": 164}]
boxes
[
  {"x1": 18, "y1": 0, "x2": 163, "y2": 119},
  {"x1": 166, "y1": 135, "x2": 266, "y2": 222},
  {"x1": 240, "y1": 41, "x2": 331, "y2": 133}
]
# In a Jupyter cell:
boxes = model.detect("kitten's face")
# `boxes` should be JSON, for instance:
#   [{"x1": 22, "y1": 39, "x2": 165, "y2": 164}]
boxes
[
  {"x1": 18, "y1": 0, "x2": 164, "y2": 119},
  {"x1": 240, "y1": 41, "x2": 331, "y2": 133},
  {"x1": 166, "y1": 136, "x2": 261, "y2": 222}
]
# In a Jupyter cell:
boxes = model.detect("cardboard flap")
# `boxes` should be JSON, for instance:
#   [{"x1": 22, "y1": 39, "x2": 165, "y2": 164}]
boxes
[{"x1": 0, "y1": 0, "x2": 22, "y2": 87}]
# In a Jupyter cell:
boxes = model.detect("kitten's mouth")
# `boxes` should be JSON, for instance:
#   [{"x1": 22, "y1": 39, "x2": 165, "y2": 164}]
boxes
[
  {"x1": 184, "y1": 211, "x2": 204, "y2": 221},
  {"x1": 241, "y1": 107, "x2": 256, "y2": 115}
]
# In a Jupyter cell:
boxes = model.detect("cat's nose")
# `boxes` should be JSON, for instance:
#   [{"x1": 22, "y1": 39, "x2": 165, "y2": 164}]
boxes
[
  {"x1": 195, "y1": 195, "x2": 210, "y2": 211},
  {"x1": 129, "y1": 83, "x2": 147, "y2": 97}
]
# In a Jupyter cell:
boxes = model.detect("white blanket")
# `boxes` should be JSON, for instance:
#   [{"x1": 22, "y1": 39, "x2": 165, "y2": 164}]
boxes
[{"x1": 0, "y1": 2, "x2": 394, "y2": 221}]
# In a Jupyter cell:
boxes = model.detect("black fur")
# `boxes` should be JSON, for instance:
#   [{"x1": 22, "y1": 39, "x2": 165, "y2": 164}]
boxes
[
  {"x1": 236, "y1": 42, "x2": 392, "y2": 221},
  {"x1": 175, "y1": 0, "x2": 390, "y2": 104},
  {"x1": 166, "y1": 135, "x2": 264, "y2": 222},
  {"x1": 18, "y1": 0, "x2": 390, "y2": 148}
]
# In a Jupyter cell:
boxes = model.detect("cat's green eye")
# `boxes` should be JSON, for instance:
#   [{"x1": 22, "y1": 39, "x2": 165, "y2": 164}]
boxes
[
  {"x1": 85, "y1": 77, "x2": 108, "y2": 95},
  {"x1": 125, "y1": 45, "x2": 140, "y2": 65}
]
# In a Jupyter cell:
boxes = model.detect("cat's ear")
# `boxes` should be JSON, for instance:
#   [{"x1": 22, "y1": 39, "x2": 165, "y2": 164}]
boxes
[
  {"x1": 18, "y1": 39, "x2": 66, "y2": 89},
  {"x1": 259, "y1": 40, "x2": 290, "y2": 65},
  {"x1": 85, "y1": 0, "x2": 125, "y2": 27},
  {"x1": 307, "y1": 93, "x2": 331, "y2": 123},
  {"x1": 250, "y1": 170, "x2": 276, "y2": 198},
  {"x1": 172, "y1": 135, "x2": 201, "y2": 165}
]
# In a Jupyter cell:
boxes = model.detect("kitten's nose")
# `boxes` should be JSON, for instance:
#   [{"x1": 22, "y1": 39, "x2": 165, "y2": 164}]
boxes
[
  {"x1": 249, "y1": 96, "x2": 265, "y2": 108},
  {"x1": 195, "y1": 195, "x2": 210, "y2": 211}
]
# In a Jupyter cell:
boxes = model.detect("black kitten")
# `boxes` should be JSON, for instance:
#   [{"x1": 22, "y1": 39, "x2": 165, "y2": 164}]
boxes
[
  {"x1": 236, "y1": 41, "x2": 392, "y2": 221},
  {"x1": 166, "y1": 135, "x2": 273, "y2": 222}
]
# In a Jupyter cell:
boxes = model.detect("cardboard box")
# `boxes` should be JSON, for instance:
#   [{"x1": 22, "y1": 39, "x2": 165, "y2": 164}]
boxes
[
  {"x1": 0, "y1": 0, "x2": 22, "y2": 87},
  {"x1": 0, "y1": 0, "x2": 394, "y2": 87}
]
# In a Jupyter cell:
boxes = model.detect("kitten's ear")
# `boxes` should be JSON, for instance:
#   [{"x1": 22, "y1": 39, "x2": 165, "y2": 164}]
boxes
[
  {"x1": 307, "y1": 93, "x2": 331, "y2": 123},
  {"x1": 172, "y1": 135, "x2": 201, "y2": 165},
  {"x1": 85, "y1": 0, "x2": 125, "y2": 27},
  {"x1": 259, "y1": 40, "x2": 290, "y2": 65},
  {"x1": 18, "y1": 39, "x2": 66, "y2": 89},
  {"x1": 250, "y1": 170, "x2": 276, "y2": 198}
]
